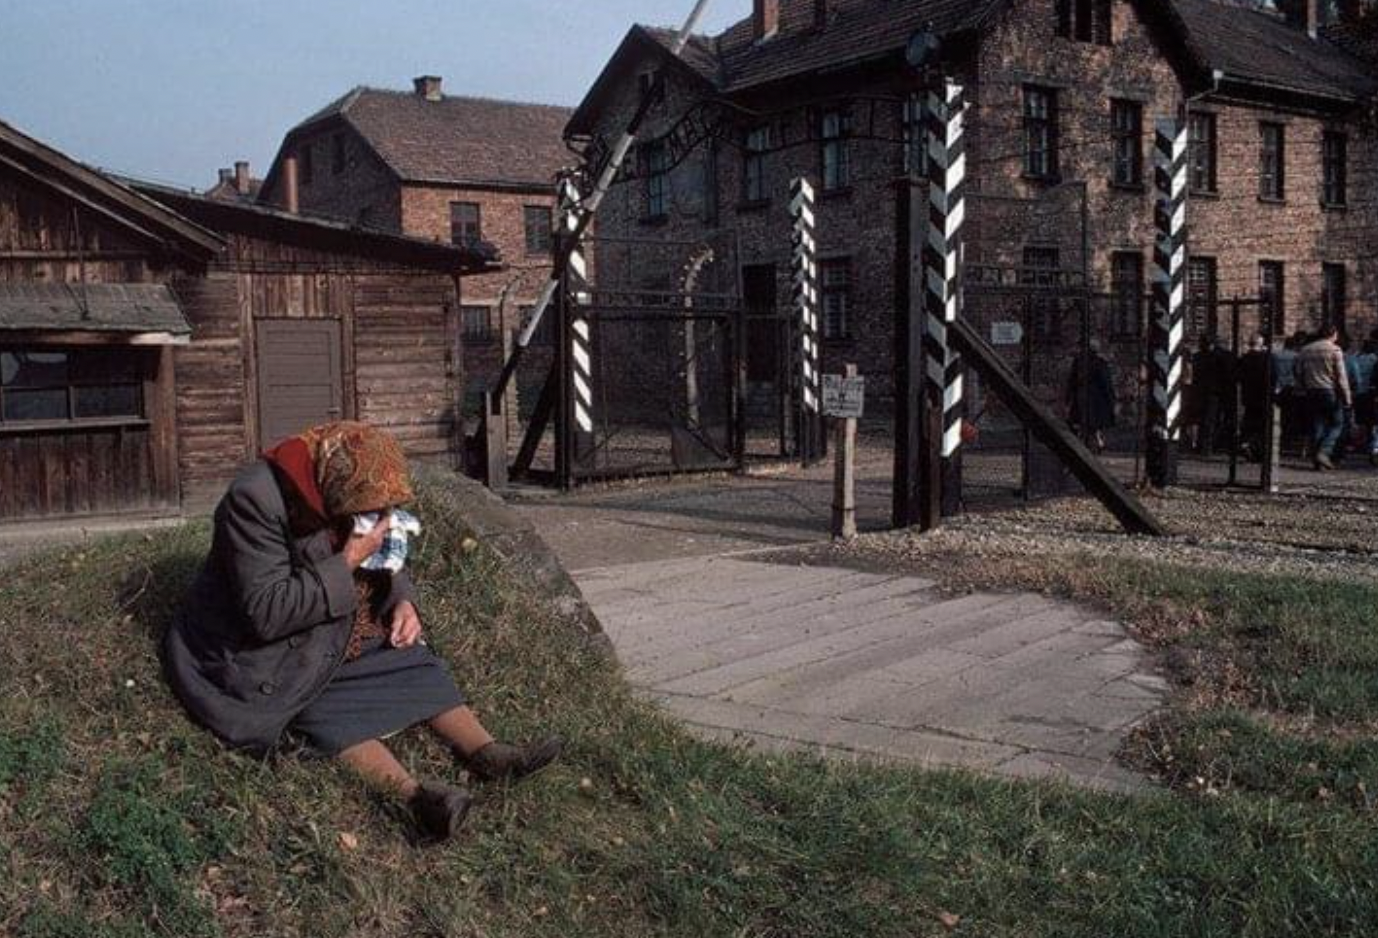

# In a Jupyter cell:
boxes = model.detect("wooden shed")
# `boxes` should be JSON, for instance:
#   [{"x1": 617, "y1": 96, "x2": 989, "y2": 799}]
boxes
[{"x1": 0, "y1": 118, "x2": 495, "y2": 523}]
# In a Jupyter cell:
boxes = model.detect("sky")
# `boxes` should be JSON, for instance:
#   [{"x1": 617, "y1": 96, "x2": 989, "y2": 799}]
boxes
[{"x1": 0, "y1": 0, "x2": 747, "y2": 188}]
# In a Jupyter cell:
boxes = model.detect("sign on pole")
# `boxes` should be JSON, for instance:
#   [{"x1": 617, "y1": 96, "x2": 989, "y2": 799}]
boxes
[{"x1": 822, "y1": 373, "x2": 866, "y2": 419}]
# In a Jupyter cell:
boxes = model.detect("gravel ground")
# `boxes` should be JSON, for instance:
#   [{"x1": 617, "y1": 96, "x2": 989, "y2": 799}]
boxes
[{"x1": 832, "y1": 487, "x2": 1378, "y2": 586}]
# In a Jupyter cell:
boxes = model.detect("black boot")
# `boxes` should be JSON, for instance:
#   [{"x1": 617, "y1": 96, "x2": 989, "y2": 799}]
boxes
[
  {"x1": 464, "y1": 737, "x2": 564, "y2": 782},
  {"x1": 410, "y1": 782, "x2": 473, "y2": 841}
]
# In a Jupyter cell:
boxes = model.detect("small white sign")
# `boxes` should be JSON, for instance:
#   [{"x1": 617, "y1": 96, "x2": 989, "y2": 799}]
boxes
[
  {"x1": 822, "y1": 374, "x2": 866, "y2": 419},
  {"x1": 991, "y1": 321, "x2": 1024, "y2": 346}
]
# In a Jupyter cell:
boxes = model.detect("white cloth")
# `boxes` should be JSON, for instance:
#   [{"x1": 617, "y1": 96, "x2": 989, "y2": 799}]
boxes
[{"x1": 352, "y1": 509, "x2": 422, "y2": 573}]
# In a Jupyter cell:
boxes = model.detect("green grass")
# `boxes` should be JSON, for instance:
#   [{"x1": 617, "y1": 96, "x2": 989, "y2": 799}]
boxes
[{"x1": 2, "y1": 488, "x2": 1377, "y2": 937}]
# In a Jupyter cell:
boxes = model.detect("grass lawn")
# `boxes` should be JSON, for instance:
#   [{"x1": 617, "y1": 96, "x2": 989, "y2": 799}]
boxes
[{"x1": 1, "y1": 486, "x2": 1376, "y2": 937}]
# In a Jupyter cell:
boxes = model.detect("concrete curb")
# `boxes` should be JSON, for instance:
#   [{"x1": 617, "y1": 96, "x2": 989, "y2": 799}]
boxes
[{"x1": 415, "y1": 467, "x2": 611, "y2": 654}]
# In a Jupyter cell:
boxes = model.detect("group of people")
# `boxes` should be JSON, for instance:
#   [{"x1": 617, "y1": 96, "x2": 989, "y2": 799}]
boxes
[{"x1": 1066, "y1": 325, "x2": 1378, "y2": 472}]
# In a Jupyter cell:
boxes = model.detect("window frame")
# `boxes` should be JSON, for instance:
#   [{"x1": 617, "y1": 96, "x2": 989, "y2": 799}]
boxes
[
  {"x1": 1187, "y1": 111, "x2": 1218, "y2": 194},
  {"x1": 1187, "y1": 256, "x2": 1219, "y2": 336},
  {"x1": 1058, "y1": 0, "x2": 1112, "y2": 44},
  {"x1": 460, "y1": 305, "x2": 495, "y2": 344},
  {"x1": 449, "y1": 201, "x2": 482, "y2": 247},
  {"x1": 819, "y1": 108, "x2": 851, "y2": 192},
  {"x1": 523, "y1": 204, "x2": 553, "y2": 255},
  {"x1": 1110, "y1": 251, "x2": 1145, "y2": 338},
  {"x1": 643, "y1": 141, "x2": 670, "y2": 220},
  {"x1": 1110, "y1": 99, "x2": 1143, "y2": 188},
  {"x1": 1258, "y1": 122, "x2": 1286, "y2": 202},
  {"x1": 742, "y1": 124, "x2": 773, "y2": 204},
  {"x1": 819, "y1": 257, "x2": 852, "y2": 341},
  {"x1": 1023, "y1": 86, "x2": 1060, "y2": 181},
  {"x1": 0, "y1": 346, "x2": 146, "y2": 427},
  {"x1": 1322, "y1": 130, "x2": 1348, "y2": 208}
]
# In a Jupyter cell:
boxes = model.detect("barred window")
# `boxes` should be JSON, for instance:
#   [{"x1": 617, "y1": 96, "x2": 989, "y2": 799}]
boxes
[
  {"x1": 1188, "y1": 112, "x2": 1217, "y2": 194},
  {"x1": 1258, "y1": 261, "x2": 1285, "y2": 333},
  {"x1": 1322, "y1": 131, "x2": 1347, "y2": 207},
  {"x1": 820, "y1": 109, "x2": 851, "y2": 191},
  {"x1": 1110, "y1": 99, "x2": 1142, "y2": 187},
  {"x1": 461, "y1": 305, "x2": 493, "y2": 343},
  {"x1": 820, "y1": 258, "x2": 851, "y2": 340},
  {"x1": 524, "y1": 205, "x2": 552, "y2": 255},
  {"x1": 1111, "y1": 252, "x2": 1144, "y2": 337},
  {"x1": 1187, "y1": 257, "x2": 1218, "y2": 336},
  {"x1": 1322, "y1": 263, "x2": 1347, "y2": 333},
  {"x1": 743, "y1": 125, "x2": 772, "y2": 203},
  {"x1": 1259, "y1": 123, "x2": 1285, "y2": 201},
  {"x1": 1023, "y1": 86, "x2": 1059, "y2": 180}
]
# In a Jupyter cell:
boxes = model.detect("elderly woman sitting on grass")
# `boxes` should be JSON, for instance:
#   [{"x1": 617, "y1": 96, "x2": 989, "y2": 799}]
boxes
[{"x1": 163, "y1": 421, "x2": 561, "y2": 841}]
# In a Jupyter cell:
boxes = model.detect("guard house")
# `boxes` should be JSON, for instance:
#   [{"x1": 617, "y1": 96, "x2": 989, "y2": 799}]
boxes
[{"x1": 0, "y1": 118, "x2": 495, "y2": 523}]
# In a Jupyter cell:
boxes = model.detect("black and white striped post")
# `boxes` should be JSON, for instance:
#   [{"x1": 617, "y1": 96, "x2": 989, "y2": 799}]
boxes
[
  {"x1": 923, "y1": 78, "x2": 967, "y2": 517},
  {"x1": 1148, "y1": 118, "x2": 1187, "y2": 488},
  {"x1": 790, "y1": 176, "x2": 825, "y2": 464},
  {"x1": 560, "y1": 177, "x2": 596, "y2": 463}
]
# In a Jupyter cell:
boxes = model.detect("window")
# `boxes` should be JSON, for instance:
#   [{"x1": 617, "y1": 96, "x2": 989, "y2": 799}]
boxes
[
  {"x1": 461, "y1": 305, "x2": 494, "y2": 343},
  {"x1": 1322, "y1": 263, "x2": 1347, "y2": 333},
  {"x1": 637, "y1": 70, "x2": 665, "y2": 106},
  {"x1": 1258, "y1": 261, "x2": 1285, "y2": 333},
  {"x1": 1323, "y1": 131, "x2": 1347, "y2": 207},
  {"x1": 743, "y1": 125, "x2": 772, "y2": 203},
  {"x1": 524, "y1": 205, "x2": 553, "y2": 255},
  {"x1": 902, "y1": 94, "x2": 924, "y2": 178},
  {"x1": 820, "y1": 109, "x2": 851, "y2": 191},
  {"x1": 1110, "y1": 99, "x2": 1143, "y2": 187},
  {"x1": 298, "y1": 142, "x2": 314, "y2": 186},
  {"x1": 643, "y1": 142, "x2": 669, "y2": 219},
  {"x1": 1188, "y1": 112, "x2": 1217, "y2": 193},
  {"x1": 820, "y1": 258, "x2": 851, "y2": 340},
  {"x1": 0, "y1": 348, "x2": 143, "y2": 424},
  {"x1": 1187, "y1": 257, "x2": 1218, "y2": 335},
  {"x1": 1111, "y1": 252, "x2": 1144, "y2": 337},
  {"x1": 1023, "y1": 247, "x2": 1062, "y2": 338},
  {"x1": 331, "y1": 133, "x2": 346, "y2": 175},
  {"x1": 450, "y1": 202, "x2": 481, "y2": 247},
  {"x1": 1023, "y1": 86, "x2": 1059, "y2": 180},
  {"x1": 1057, "y1": 0, "x2": 1112, "y2": 44},
  {"x1": 1259, "y1": 123, "x2": 1285, "y2": 201}
]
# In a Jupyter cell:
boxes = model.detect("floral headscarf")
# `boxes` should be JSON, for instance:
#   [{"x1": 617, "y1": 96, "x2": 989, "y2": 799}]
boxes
[{"x1": 263, "y1": 421, "x2": 413, "y2": 528}]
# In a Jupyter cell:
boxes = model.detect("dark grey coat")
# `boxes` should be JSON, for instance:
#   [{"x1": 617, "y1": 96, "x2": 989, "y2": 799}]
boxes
[{"x1": 163, "y1": 461, "x2": 415, "y2": 754}]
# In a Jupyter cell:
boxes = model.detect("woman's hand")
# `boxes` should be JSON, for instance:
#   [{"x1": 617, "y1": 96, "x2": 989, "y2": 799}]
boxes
[
  {"x1": 389, "y1": 600, "x2": 423, "y2": 649},
  {"x1": 342, "y1": 511, "x2": 391, "y2": 570}
]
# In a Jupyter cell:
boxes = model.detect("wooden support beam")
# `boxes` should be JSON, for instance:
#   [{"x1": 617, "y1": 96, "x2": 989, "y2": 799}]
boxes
[{"x1": 949, "y1": 317, "x2": 1167, "y2": 537}]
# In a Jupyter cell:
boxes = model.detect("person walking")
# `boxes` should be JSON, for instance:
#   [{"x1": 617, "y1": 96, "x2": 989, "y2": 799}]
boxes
[
  {"x1": 1067, "y1": 339, "x2": 1116, "y2": 453},
  {"x1": 1355, "y1": 335, "x2": 1378, "y2": 467},
  {"x1": 1293, "y1": 325, "x2": 1352, "y2": 470},
  {"x1": 1192, "y1": 335, "x2": 1235, "y2": 457}
]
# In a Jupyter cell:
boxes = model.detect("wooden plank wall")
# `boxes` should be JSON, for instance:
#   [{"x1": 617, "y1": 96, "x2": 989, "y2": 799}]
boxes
[
  {"x1": 174, "y1": 231, "x2": 461, "y2": 504},
  {"x1": 0, "y1": 427, "x2": 158, "y2": 520},
  {"x1": 0, "y1": 175, "x2": 156, "y2": 284}
]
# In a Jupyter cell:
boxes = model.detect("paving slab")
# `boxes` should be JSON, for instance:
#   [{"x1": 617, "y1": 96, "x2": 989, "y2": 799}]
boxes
[{"x1": 513, "y1": 472, "x2": 1166, "y2": 792}]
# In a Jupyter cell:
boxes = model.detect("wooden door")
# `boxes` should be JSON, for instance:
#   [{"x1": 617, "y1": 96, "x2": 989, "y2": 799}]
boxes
[{"x1": 255, "y1": 319, "x2": 343, "y2": 449}]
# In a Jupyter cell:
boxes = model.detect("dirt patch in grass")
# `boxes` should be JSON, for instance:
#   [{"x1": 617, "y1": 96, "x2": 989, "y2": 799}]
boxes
[{"x1": 2, "y1": 484, "x2": 1378, "y2": 937}]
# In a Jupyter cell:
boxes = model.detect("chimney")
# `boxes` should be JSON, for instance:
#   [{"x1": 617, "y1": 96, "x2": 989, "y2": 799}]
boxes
[
  {"x1": 282, "y1": 154, "x2": 300, "y2": 214},
  {"x1": 753, "y1": 0, "x2": 780, "y2": 41},
  {"x1": 217, "y1": 168, "x2": 233, "y2": 186},
  {"x1": 413, "y1": 75, "x2": 444, "y2": 101},
  {"x1": 234, "y1": 160, "x2": 251, "y2": 196},
  {"x1": 1279, "y1": 0, "x2": 1321, "y2": 37}
]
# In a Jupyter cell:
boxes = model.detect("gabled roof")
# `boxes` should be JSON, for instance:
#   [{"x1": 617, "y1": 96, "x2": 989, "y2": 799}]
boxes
[
  {"x1": 1171, "y1": 0, "x2": 1377, "y2": 102},
  {"x1": 0, "y1": 118, "x2": 224, "y2": 265},
  {"x1": 265, "y1": 87, "x2": 574, "y2": 194},
  {"x1": 569, "y1": 0, "x2": 1375, "y2": 136},
  {"x1": 130, "y1": 180, "x2": 500, "y2": 276}
]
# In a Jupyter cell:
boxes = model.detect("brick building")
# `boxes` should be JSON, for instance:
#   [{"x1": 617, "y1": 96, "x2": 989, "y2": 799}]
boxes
[
  {"x1": 258, "y1": 77, "x2": 574, "y2": 418},
  {"x1": 569, "y1": 0, "x2": 1378, "y2": 408}
]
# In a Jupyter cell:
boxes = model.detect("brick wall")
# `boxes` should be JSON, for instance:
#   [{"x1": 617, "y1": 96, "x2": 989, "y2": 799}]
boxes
[
  {"x1": 583, "y1": 0, "x2": 1378, "y2": 415},
  {"x1": 276, "y1": 126, "x2": 402, "y2": 230}
]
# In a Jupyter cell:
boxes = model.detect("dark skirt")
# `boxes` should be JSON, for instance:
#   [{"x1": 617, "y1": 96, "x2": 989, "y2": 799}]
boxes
[{"x1": 290, "y1": 638, "x2": 464, "y2": 756}]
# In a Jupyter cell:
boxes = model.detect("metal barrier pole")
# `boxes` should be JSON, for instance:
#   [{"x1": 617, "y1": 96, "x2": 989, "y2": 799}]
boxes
[{"x1": 1148, "y1": 118, "x2": 1188, "y2": 488}]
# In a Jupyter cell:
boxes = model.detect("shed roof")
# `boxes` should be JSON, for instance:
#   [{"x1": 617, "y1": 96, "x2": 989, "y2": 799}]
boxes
[
  {"x1": 0, "y1": 283, "x2": 191, "y2": 337},
  {"x1": 131, "y1": 181, "x2": 500, "y2": 275}
]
